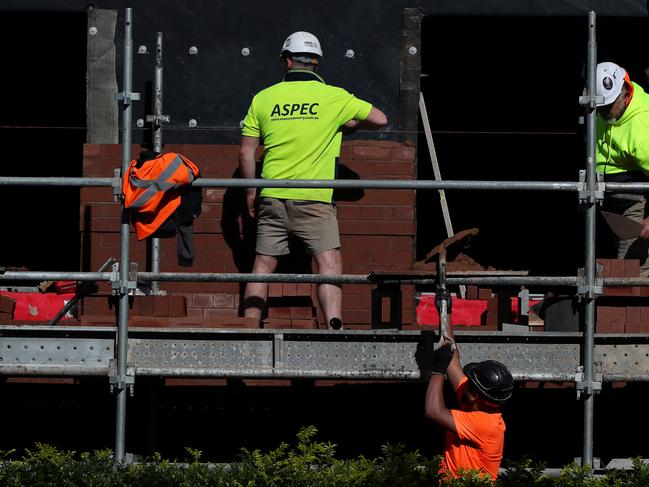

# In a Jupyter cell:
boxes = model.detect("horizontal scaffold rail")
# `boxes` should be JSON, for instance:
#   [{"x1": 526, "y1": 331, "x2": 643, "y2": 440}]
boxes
[
  {"x1": 0, "y1": 271, "x2": 580, "y2": 287},
  {"x1": 2, "y1": 271, "x2": 648, "y2": 287},
  {"x1": 0, "y1": 176, "x2": 579, "y2": 191},
  {"x1": 1, "y1": 326, "x2": 648, "y2": 382}
]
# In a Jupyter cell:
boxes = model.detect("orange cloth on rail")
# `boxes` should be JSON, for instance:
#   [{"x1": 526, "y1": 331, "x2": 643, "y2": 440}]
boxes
[
  {"x1": 122, "y1": 153, "x2": 200, "y2": 240},
  {"x1": 441, "y1": 377, "x2": 506, "y2": 481}
]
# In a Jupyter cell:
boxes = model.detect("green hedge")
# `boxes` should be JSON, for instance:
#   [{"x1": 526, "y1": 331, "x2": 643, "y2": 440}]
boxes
[{"x1": 1, "y1": 426, "x2": 648, "y2": 486}]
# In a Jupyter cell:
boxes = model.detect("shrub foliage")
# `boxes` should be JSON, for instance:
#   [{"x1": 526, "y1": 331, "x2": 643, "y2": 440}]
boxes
[{"x1": 0, "y1": 427, "x2": 647, "y2": 486}]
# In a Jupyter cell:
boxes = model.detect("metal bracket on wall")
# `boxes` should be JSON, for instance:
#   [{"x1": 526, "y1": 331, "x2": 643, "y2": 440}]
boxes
[
  {"x1": 575, "y1": 362, "x2": 603, "y2": 399},
  {"x1": 577, "y1": 170, "x2": 605, "y2": 205},
  {"x1": 110, "y1": 262, "x2": 138, "y2": 295},
  {"x1": 108, "y1": 358, "x2": 135, "y2": 395}
]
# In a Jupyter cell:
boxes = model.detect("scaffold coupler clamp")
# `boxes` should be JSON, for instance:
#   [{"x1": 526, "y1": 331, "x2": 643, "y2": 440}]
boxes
[
  {"x1": 115, "y1": 89, "x2": 140, "y2": 106},
  {"x1": 146, "y1": 113, "x2": 171, "y2": 126},
  {"x1": 577, "y1": 170, "x2": 605, "y2": 206},
  {"x1": 108, "y1": 359, "x2": 135, "y2": 396},
  {"x1": 575, "y1": 362, "x2": 603, "y2": 400},
  {"x1": 110, "y1": 262, "x2": 138, "y2": 295},
  {"x1": 577, "y1": 265, "x2": 603, "y2": 299},
  {"x1": 112, "y1": 167, "x2": 124, "y2": 202},
  {"x1": 578, "y1": 92, "x2": 605, "y2": 110}
]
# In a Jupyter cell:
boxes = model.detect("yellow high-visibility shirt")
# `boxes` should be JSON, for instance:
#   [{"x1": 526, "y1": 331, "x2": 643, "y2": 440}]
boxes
[{"x1": 242, "y1": 69, "x2": 372, "y2": 202}]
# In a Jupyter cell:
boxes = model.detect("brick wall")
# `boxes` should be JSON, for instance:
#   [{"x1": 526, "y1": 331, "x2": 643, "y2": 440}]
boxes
[{"x1": 80, "y1": 141, "x2": 416, "y2": 329}]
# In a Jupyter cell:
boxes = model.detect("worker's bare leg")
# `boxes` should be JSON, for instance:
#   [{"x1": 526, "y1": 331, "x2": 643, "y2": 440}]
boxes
[
  {"x1": 618, "y1": 199, "x2": 649, "y2": 277},
  {"x1": 243, "y1": 254, "x2": 278, "y2": 321},
  {"x1": 314, "y1": 249, "x2": 343, "y2": 327}
]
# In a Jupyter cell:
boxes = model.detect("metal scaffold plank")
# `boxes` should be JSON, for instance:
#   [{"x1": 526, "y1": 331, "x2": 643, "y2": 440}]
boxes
[{"x1": 2, "y1": 326, "x2": 649, "y2": 381}]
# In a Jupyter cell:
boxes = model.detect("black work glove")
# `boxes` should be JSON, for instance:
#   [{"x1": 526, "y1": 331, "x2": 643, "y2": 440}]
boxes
[{"x1": 431, "y1": 342, "x2": 454, "y2": 375}]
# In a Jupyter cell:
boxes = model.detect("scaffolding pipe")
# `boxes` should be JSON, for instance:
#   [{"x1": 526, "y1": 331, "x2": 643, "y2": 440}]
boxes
[
  {"x1": 149, "y1": 32, "x2": 164, "y2": 296},
  {"x1": 0, "y1": 176, "x2": 579, "y2": 191},
  {"x1": 0, "y1": 271, "x2": 582, "y2": 286},
  {"x1": 115, "y1": 7, "x2": 134, "y2": 464},
  {"x1": 3, "y1": 176, "x2": 649, "y2": 192},
  {"x1": 581, "y1": 10, "x2": 598, "y2": 467}
]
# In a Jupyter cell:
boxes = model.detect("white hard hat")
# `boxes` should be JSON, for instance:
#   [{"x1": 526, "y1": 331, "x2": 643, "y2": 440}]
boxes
[
  {"x1": 280, "y1": 31, "x2": 323, "y2": 58},
  {"x1": 596, "y1": 62, "x2": 627, "y2": 106}
]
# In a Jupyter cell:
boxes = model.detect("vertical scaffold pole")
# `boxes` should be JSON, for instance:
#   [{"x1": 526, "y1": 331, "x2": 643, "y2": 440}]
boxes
[
  {"x1": 582, "y1": 10, "x2": 598, "y2": 467},
  {"x1": 115, "y1": 7, "x2": 135, "y2": 463},
  {"x1": 150, "y1": 32, "x2": 164, "y2": 295}
]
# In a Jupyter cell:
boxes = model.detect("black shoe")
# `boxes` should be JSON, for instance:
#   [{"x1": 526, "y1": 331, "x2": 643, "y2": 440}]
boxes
[{"x1": 329, "y1": 318, "x2": 343, "y2": 330}]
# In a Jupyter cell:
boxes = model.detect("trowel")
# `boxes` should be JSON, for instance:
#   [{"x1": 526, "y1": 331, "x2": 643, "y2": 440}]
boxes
[{"x1": 601, "y1": 211, "x2": 643, "y2": 239}]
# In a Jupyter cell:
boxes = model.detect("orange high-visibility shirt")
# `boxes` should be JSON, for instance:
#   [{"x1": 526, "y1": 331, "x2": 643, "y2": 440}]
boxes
[
  {"x1": 122, "y1": 153, "x2": 200, "y2": 240},
  {"x1": 441, "y1": 377, "x2": 506, "y2": 481}
]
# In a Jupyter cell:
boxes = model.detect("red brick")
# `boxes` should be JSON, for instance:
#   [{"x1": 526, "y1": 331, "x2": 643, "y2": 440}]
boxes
[
  {"x1": 203, "y1": 189, "x2": 226, "y2": 203},
  {"x1": 296, "y1": 283, "x2": 313, "y2": 296},
  {"x1": 337, "y1": 205, "x2": 361, "y2": 220},
  {"x1": 290, "y1": 306, "x2": 315, "y2": 319},
  {"x1": 264, "y1": 318, "x2": 293, "y2": 329},
  {"x1": 212, "y1": 293, "x2": 235, "y2": 308},
  {"x1": 186, "y1": 307, "x2": 204, "y2": 317},
  {"x1": 466, "y1": 286, "x2": 479, "y2": 300},
  {"x1": 170, "y1": 317, "x2": 212, "y2": 327},
  {"x1": 351, "y1": 145, "x2": 393, "y2": 160},
  {"x1": 610, "y1": 307, "x2": 626, "y2": 333},
  {"x1": 81, "y1": 295, "x2": 113, "y2": 316},
  {"x1": 129, "y1": 316, "x2": 170, "y2": 327},
  {"x1": 478, "y1": 288, "x2": 493, "y2": 300},
  {"x1": 486, "y1": 297, "x2": 498, "y2": 312},
  {"x1": 291, "y1": 318, "x2": 317, "y2": 329},
  {"x1": 343, "y1": 294, "x2": 371, "y2": 309},
  {"x1": 392, "y1": 146, "x2": 416, "y2": 161},
  {"x1": 358, "y1": 206, "x2": 384, "y2": 220},
  {"x1": 283, "y1": 283, "x2": 297, "y2": 296},
  {"x1": 626, "y1": 259, "x2": 641, "y2": 277},
  {"x1": 639, "y1": 306, "x2": 649, "y2": 326},
  {"x1": 596, "y1": 259, "x2": 611, "y2": 278},
  {"x1": 268, "y1": 307, "x2": 291, "y2": 319},
  {"x1": 626, "y1": 307, "x2": 649, "y2": 333},
  {"x1": 596, "y1": 306, "x2": 612, "y2": 332},
  {"x1": 139, "y1": 296, "x2": 154, "y2": 316},
  {"x1": 361, "y1": 190, "x2": 415, "y2": 206},
  {"x1": 80, "y1": 187, "x2": 114, "y2": 203},
  {"x1": 242, "y1": 379, "x2": 292, "y2": 387},
  {"x1": 371, "y1": 161, "x2": 414, "y2": 176},
  {"x1": 268, "y1": 283, "x2": 283, "y2": 297},
  {"x1": 610, "y1": 259, "x2": 626, "y2": 278},
  {"x1": 167, "y1": 295, "x2": 186, "y2": 317},
  {"x1": 0, "y1": 296, "x2": 16, "y2": 315},
  {"x1": 192, "y1": 294, "x2": 214, "y2": 307},
  {"x1": 210, "y1": 316, "x2": 259, "y2": 328},
  {"x1": 390, "y1": 206, "x2": 415, "y2": 220}
]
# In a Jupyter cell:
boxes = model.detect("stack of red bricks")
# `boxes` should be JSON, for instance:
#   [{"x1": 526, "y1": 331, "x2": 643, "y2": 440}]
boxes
[
  {"x1": 465, "y1": 286, "x2": 500, "y2": 330},
  {"x1": 80, "y1": 294, "x2": 253, "y2": 328},
  {"x1": 597, "y1": 258, "x2": 649, "y2": 333}
]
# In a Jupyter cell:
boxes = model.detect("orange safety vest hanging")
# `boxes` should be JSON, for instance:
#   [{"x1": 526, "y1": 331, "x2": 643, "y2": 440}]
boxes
[{"x1": 122, "y1": 152, "x2": 200, "y2": 240}]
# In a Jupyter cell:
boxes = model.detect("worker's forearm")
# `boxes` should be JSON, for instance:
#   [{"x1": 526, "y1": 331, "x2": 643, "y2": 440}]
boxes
[
  {"x1": 239, "y1": 153, "x2": 256, "y2": 180},
  {"x1": 239, "y1": 153, "x2": 257, "y2": 196},
  {"x1": 424, "y1": 374, "x2": 446, "y2": 419}
]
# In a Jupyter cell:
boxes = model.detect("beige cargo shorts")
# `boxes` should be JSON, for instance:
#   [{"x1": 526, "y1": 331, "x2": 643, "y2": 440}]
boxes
[{"x1": 255, "y1": 197, "x2": 340, "y2": 256}]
